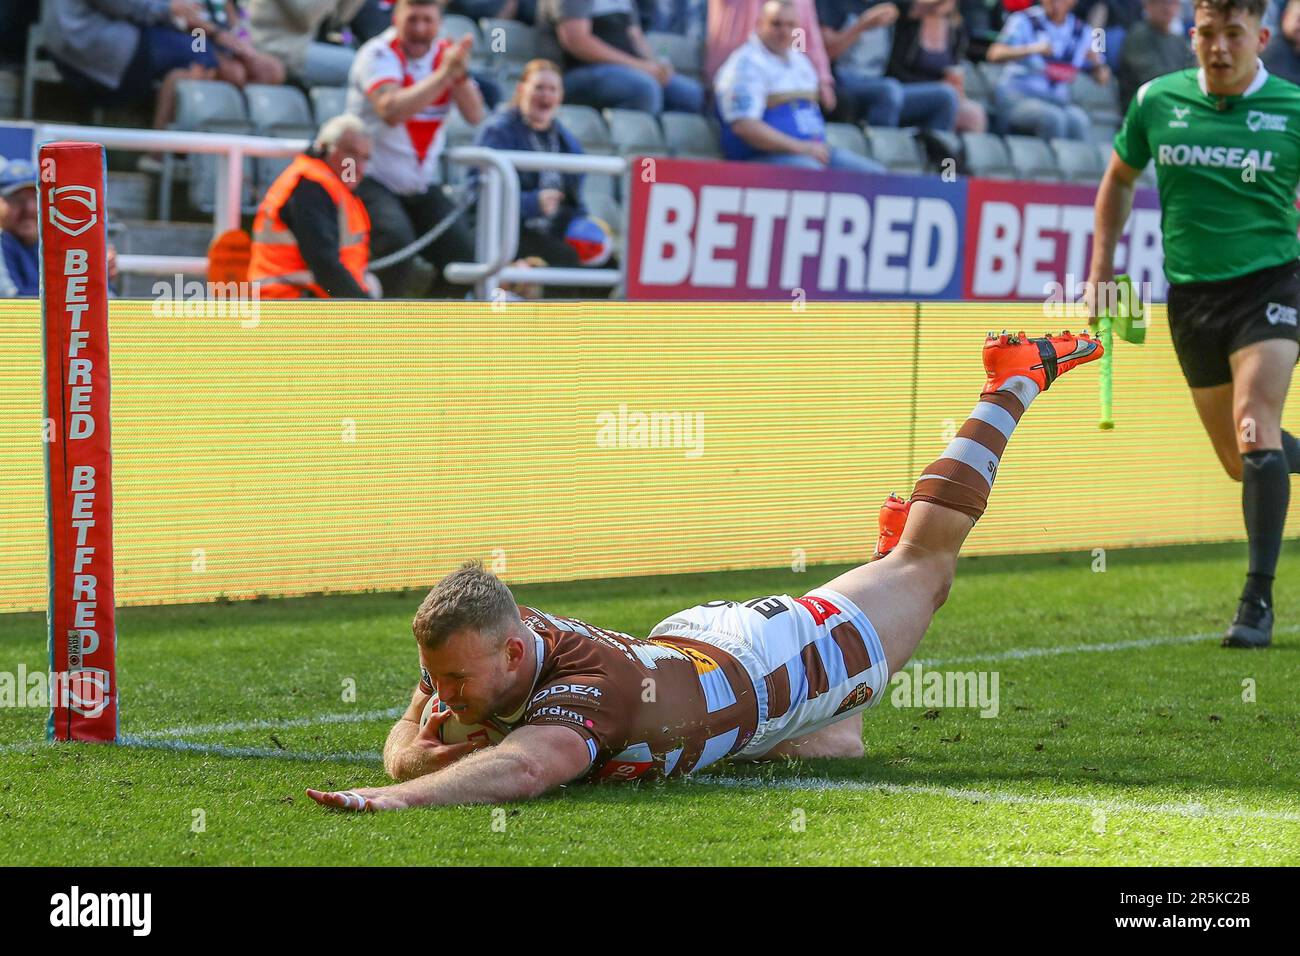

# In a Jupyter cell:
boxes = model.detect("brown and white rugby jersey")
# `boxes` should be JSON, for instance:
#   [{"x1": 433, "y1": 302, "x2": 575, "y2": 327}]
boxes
[{"x1": 422, "y1": 605, "x2": 761, "y2": 782}]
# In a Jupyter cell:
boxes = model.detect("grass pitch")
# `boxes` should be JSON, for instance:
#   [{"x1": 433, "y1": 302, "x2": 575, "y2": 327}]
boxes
[{"x1": 2, "y1": 541, "x2": 1298, "y2": 866}]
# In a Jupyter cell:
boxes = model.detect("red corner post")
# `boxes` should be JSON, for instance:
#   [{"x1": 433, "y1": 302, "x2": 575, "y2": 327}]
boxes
[{"x1": 40, "y1": 141, "x2": 118, "y2": 742}]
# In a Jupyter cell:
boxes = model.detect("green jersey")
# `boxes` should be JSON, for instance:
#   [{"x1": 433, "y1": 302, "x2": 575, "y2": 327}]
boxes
[{"x1": 1112, "y1": 64, "x2": 1300, "y2": 284}]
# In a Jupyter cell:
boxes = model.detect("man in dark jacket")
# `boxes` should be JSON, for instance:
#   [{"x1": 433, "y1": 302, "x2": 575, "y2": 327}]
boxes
[{"x1": 1116, "y1": 0, "x2": 1195, "y2": 111}]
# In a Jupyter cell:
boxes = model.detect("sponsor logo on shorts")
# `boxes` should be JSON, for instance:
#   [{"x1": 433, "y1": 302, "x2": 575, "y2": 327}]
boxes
[
  {"x1": 832, "y1": 682, "x2": 873, "y2": 716},
  {"x1": 1266, "y1": 302, "x2": 1297, "y2": 326}
]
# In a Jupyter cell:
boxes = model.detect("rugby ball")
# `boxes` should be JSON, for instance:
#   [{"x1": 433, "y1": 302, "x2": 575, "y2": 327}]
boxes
[{"x1": 419, "y1": 694, "x2": 508, "y2": 747}]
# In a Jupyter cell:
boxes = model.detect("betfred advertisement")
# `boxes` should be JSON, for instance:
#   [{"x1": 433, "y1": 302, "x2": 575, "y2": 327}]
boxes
[
  {"x1": 964, "y1": 179, "x2": 1166, "y2": 301},
  {"x1": 627, "y1": 158, "x2": 967, "y2": 300},
  {"x1": 40, "y1": 141, "x2": 118, "y2": 742},
  {"x1": 625, "y1": 157, "x2": 1164, "y2": 302}
]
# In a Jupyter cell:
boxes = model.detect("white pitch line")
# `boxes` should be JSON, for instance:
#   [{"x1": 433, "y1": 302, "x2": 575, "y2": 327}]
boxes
[
  {"x1": 130, "y1": 707, "x2": 404, "y2": 739},
  {"x1": 700, "y1": 776, "x2": 1300, "y2": 824},
  {"x1": 3, "y1": 623, "x2": 1293, "y2": 751},
  {"x1": 118, "y1": 735, "x2": 382, "y2": 763},
  {"x1": 914, "y1": 624, "x2": 1300, "y2": 667},
  {"x1": 0, "y1": 736, "x2": 381, "y2": 763}
]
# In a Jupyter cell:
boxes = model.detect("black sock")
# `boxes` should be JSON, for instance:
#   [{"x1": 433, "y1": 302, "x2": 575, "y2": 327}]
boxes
[
  {"x1": 1281, "y1": 430, "x2": 1300, "y2": 475},
  {"x1": 1241, "y1": 449, "x2": 1289, "y2": 607}
]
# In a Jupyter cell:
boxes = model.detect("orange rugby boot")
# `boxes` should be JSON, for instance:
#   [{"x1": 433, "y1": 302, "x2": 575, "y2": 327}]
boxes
[
  {"x1": 981, "y1": 329, "x2": 1103, "y2": 396},
  {"x1": 872, "y1": 493, "x2": 911, "y2": 561}
]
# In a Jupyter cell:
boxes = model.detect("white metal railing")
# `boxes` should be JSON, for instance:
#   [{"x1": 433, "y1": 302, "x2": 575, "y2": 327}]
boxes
[
  {"x1": 446, "y1": 147, "x2": 625, "y2": 300},
  {"x1": 30, "y1": 124, "x2": 628, "y2": 295},
  {"x1": 35, "y1": 123, "x2": 307, "y2": 277}
]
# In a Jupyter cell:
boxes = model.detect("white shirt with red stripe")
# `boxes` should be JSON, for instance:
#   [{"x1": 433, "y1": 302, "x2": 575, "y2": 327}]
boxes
[{"x1": 347, "y1": 26, "x2": 455, "y2": 196}]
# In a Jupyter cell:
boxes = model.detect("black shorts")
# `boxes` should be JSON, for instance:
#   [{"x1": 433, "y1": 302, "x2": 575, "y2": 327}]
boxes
[{"x1": 1166, "y1": 258, "x2": 1300, "y2": 388}]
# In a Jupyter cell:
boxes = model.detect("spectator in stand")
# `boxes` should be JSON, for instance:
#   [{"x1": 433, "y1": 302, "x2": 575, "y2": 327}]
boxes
[
  {"x1": 470, "y1": 61, "x2": 586, "y2": 265},
  {"x1": 0, "y1": 159, "x2": 119, "y2": 297},
  {"x1": 708, "y1": 0, "x2": 838, "y2": 113},
  {"x1": 1075, "y1": 0, "x2": 1143, "y2": 68},
  {"x1": 819, "y1": 1, "x2": 959, "y2": 129},
  {"x1": 1263, "y1": 0, "x2": 1300, "y2": 85},
  {"x1": 444, "y1": 0, "x2": 523, "y2": 18},
  {"x1": 715, "y1": 0, "x2": 886, "y2": 170},
  {"x1": 249, "y1": 115, "x2": 376, "y2": 298},
  {"x1": 348, "y1": 0, "x2": 484, "y2": 297},
  {"x1": 986, "y1": 0, "x2": 1110, "y2": 140},
  {"x1": 471, "y1": 59, "x2": 600, "y2": 296},
  {"x1": 202, "y1": 1, "x2": 286, "y2": 86},
  {"x1": 535, "y1": 0, "x2": 706, "y2": 113},
  {"x1": 888, "y1": 0, "x2": 986, "y2": 130},
  {"x1": 248, "y1": 0, "x2": 367, "y2": 88},
  {"x1": 43, "y1": 0, "x2": 219, "y2": 135},
  {"x1": 638, "y1": 0, "x2": 708, "y2": 36},
  {"x1": 1115, "y1": 0, "x2": 1192, "y2": 111}
]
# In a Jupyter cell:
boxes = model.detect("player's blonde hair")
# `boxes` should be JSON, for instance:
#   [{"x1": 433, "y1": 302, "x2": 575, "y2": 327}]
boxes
[{"x1": 412, "y1": 561, "x2": 519, "y2": 649}]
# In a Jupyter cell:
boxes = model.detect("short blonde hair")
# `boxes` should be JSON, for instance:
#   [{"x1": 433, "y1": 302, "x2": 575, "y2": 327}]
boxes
[{"x1": 412, "y1": 561, "x2": 519, "y2": 649}]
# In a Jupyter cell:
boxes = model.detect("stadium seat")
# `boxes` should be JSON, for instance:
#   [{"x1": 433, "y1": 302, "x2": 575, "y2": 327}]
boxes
[
  {"x1": 441, "y1": 110, "x2": 483, "y2": 186},
  {"x1": 976, "y1": 61, "x2": 1005, "y2": 96},
  {"x1": 645, "y1": 31, "x2": 704, "y2": 79},
  {"x1": 603, "y1": 108, "x2": 668, "y2": 157},
  {"x1": 478, "y1": 17, "x2": 536, "y2": 77},
  {"x1": 246, "y1": 84, "x2": 317, "y2": 187},
  {"x1": 960, "y1": 132, "x2": 1016, "y2": 179},
  {"x1": 22, "y1": 20, "x2": 61, "y2": 120},
  {"x1": 960, "y1": 60, "x2": 992, "y2": 107},
  {"x1": 825, "y1": 122, "x2": 870, "y2": 158},
  {"x1": 1088, "y1": 118, "x2": 1119, "y2": 145},
  {"x1": 167, "y1": 79, "x2": 257, "y2": 218},
  {"x1": 1071, "y1": 74, "x2": 1121, "y2": 125},
  {"x1": 917, "y1": 128, "x2": 963, "y2": 175},
  {"x1": 441, "y1": 14, "x2": 488, "y2": 68},
  {"x1": 558, "y1": 104, "x2": 613, "y2": 154},
  {"x1": 584, "y1": 170, "x2": 619, "y2": 203},
  {"x1": 1003, "y1": 134, "x2": 1062, "y2": 181},
  {"x1": 661, "y1": 112, "x2": 722, "y2": 159},
  {"x1": 586, "y1": 192, "x2": 625, "y2": 238},
  {"x1": 1051, "y1": 137, "x2": 1105, "y2": 183},
  {"x1": 309, "y1": 86, "x2": 348, "y2": 125},
  {"x1": 864, "y1": 127, "x2": 926, "y2": 174}
]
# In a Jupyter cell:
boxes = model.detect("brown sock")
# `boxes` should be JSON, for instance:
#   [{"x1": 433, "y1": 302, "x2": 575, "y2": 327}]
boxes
[{"x1": 911, "y1": 383, "x2": 1036, "y2": 520}]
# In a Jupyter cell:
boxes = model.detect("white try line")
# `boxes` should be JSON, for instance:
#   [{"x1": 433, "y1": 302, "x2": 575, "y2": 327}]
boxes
[
  {"x1": 130, "y1": 707, "x2": 405, "y2": 739},
  {"x1": 1, "y1": 622, "x2": 1290, "y2": 752},
  {"x1": 0, "y1": 735, "x2": 381, "y2": 763},
  {"x1": 699, "y1": 776, "x2": 1300, "y2": 824},
  {"x1": 913, "y1": 624, "x2": 1300, "y2": 667}
]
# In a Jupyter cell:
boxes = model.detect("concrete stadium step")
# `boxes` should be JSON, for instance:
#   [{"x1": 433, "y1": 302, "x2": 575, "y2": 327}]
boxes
[
  {"x1": 107, "y1": 171, "x2": 156, "y2": 222},
  {"x1": 115, "y1": 220, "x2": 213, "y2": 299}
]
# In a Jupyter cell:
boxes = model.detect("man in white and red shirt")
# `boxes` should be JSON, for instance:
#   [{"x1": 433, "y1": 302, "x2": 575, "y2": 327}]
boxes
[{"x1": 347, "y1": 0, "x2": 485, "y2": 296}]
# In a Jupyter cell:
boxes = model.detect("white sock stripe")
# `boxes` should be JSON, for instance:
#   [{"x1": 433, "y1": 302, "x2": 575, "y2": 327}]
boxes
[
  {"x1": 969, "y1": 400, "x2": 1019, "y2": 440},
  {"x1": 999, "y1": 375, "x2": 1040, "y2": 409},
  {"x1": 937, "y1": 437, "x2": 998, "y2": 487}
]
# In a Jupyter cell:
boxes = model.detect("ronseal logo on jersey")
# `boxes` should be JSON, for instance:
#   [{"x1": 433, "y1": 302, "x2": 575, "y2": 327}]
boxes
[{"x1": 1155, "y1": 144, "x2": 1277, "y2": 171}]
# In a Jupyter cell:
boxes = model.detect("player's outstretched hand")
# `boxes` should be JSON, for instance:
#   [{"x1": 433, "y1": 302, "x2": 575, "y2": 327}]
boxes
[{"x1": 305, "y1": 786, "x2": 405, "y2": 812}]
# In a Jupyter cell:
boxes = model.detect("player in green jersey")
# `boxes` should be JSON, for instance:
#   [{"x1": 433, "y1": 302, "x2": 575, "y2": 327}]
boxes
[{"x1": 1089, "y1": 0, "x2": 1300, "y2": 648}]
